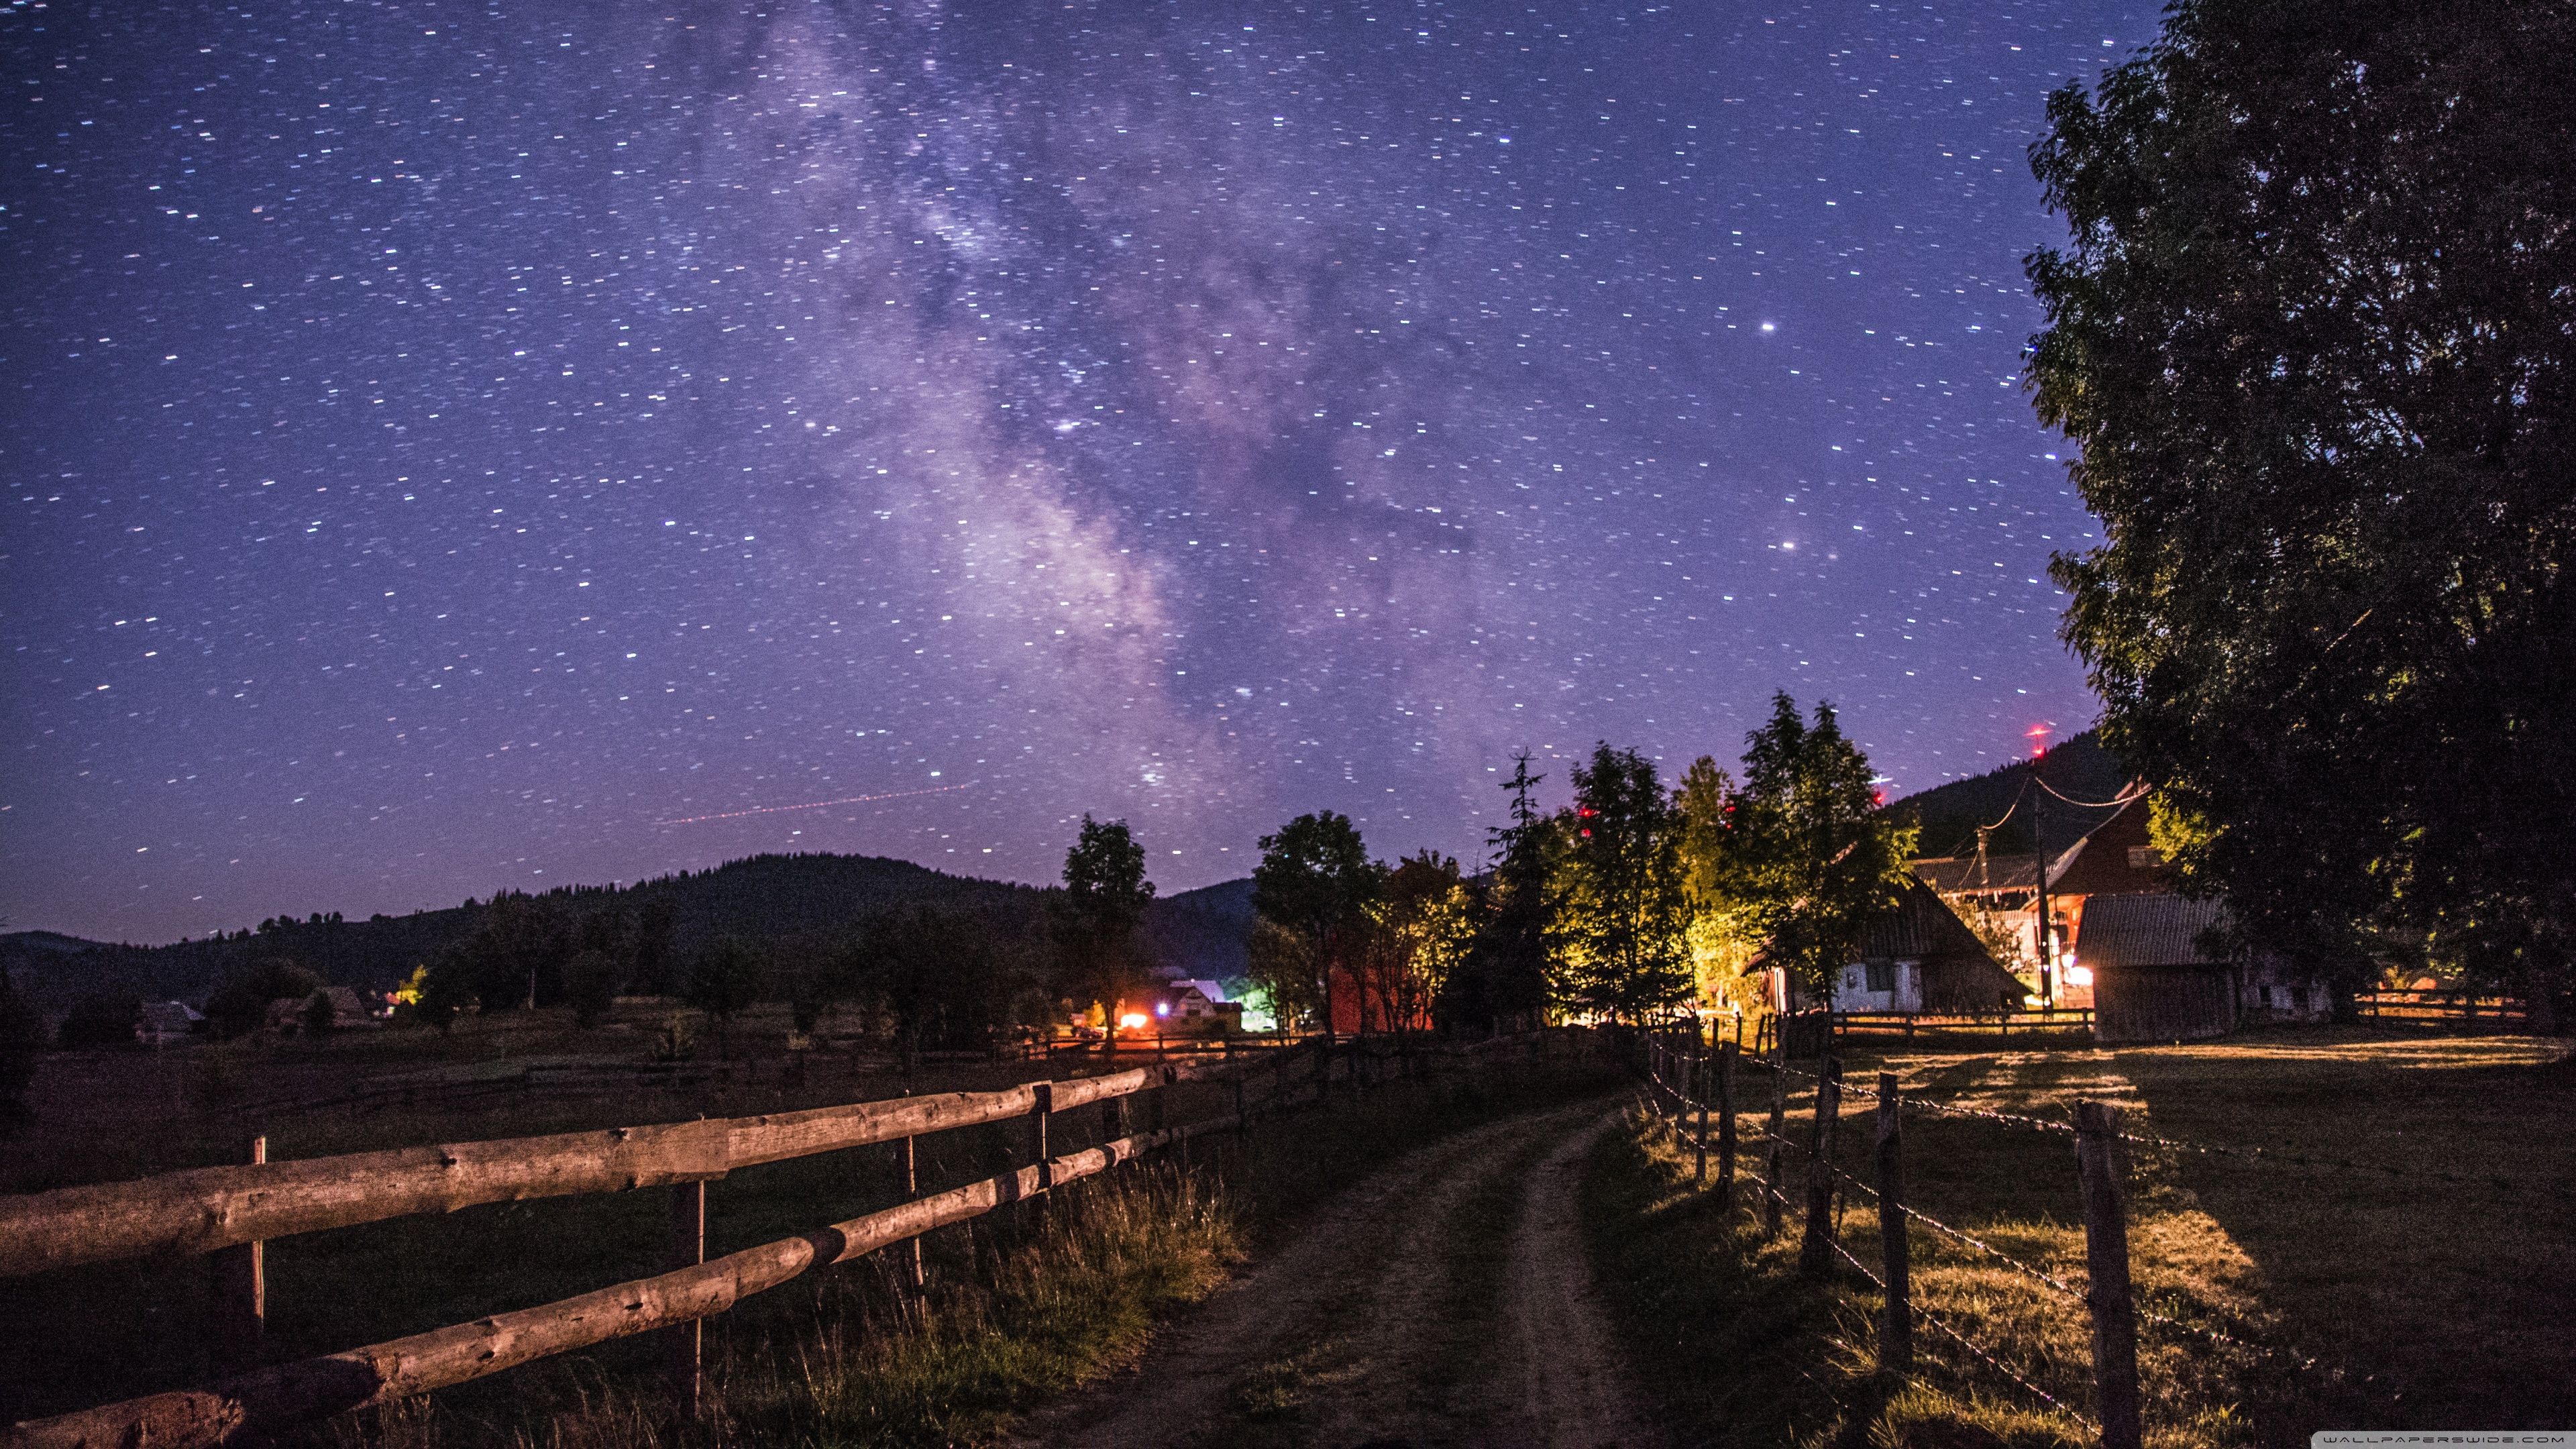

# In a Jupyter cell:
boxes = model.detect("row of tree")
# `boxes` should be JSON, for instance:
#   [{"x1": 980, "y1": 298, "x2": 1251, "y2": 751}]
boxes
[{"x1": 1228, "y1": 694, "x2": 1918, "y2": 1036}]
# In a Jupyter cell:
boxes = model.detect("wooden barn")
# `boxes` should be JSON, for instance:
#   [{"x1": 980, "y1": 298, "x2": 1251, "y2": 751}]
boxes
[
  {"x1": 2076, "y1": 892, "x2": 2331, "y2": 1044},
  {"x1": 1827, "y1": 877, "x2": 2027, "y2": 1014}
]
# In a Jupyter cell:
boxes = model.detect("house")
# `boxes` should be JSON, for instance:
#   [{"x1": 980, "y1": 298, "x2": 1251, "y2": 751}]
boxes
[
  {"x1": 1828, "y1": 877, "x2": 2028, "y2": 1014},
  {"x1": 1149, "y1": 979, "x2": 1243, "y2": 1036},
  {"x1": 1913, "y1": 795, "x2": 2172, "y2": 1008},
  {"x1": 2074, "y1": 892, "x2": 2331, "y2": 1044},
  {"x1": 263, "y1": 984, "x2": 380, "y2": 1034},
  {"x1": 137, "y1": 1000, "x2": 204, "y2": 1044}
]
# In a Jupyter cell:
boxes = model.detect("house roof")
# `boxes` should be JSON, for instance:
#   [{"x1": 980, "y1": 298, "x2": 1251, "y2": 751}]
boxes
[
  {"x1": 1911, "y1": 838, "x2": 2087, "y2": 898},
  {"x1": 2074, "y1": 892, "x2": 2229, "y2": 969},
  {"x1": 1860, "y1": 877, "x2": 2002, "y2": 962}
]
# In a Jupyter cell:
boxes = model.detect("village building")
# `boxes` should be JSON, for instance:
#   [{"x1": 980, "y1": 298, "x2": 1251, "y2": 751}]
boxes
[
  {"x1": 2075, "y1": 892, "x2": 2333, "y2": 1043},
  {"x1": 1150, "y1": 979, "x2": 1243, "y2": 1036},
  {"x1": 1825, "y1": 876, "x2": 2028, "y2": 1014},
  {"x1": 136, "y1": 1000, "x2": 203, "y2": 1044},
  {"x1": 262, "y1": 984, "x2": 380, "y2": 1034}
]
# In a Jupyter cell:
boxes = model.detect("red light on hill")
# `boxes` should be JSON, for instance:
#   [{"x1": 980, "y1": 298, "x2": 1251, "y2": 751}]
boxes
[{"x1": 2025, "y1": 722, "x2": 2053, "y2": 758}]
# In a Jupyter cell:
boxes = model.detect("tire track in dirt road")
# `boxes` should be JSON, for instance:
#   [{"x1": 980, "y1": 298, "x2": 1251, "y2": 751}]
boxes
[{"x1": 1009, "y1": 1096, "x2": 1666, "y2": 1449}]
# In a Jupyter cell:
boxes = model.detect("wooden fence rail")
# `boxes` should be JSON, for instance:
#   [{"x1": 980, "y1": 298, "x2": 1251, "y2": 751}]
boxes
[
  {"x1": 5, "y1": 1030, "x2": 1573, "y2": 1448},
  {"x1": 1, "y1": 1063, "x2": 1213, "y2": 1279}
]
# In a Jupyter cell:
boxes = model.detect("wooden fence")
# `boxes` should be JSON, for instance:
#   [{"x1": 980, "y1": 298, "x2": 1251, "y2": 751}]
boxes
[
  {"x1": 0, "y1": 1031, "x2": 1576, "y2": 1448},
  {"x1": 1633, "y1": 1030, "x2": 2344, "y2": 1449},
  {"x1": 2353, "y1": 988, "x2": 2530, "y2": 1028},
  {"x1": 1739, "y1": 1009, "x2": 2096, "y2": 1059}
]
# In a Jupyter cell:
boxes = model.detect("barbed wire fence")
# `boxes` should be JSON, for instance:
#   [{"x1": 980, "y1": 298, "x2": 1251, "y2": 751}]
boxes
[{"x1": 1635, "y1": 1033, "x2": 2365, "y2": 1449}]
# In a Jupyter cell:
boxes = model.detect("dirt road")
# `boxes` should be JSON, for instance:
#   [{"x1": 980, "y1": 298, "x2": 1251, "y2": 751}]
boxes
[{"x1": 1010, "y1": 1097, "x2": 1666, "y2": 1449}]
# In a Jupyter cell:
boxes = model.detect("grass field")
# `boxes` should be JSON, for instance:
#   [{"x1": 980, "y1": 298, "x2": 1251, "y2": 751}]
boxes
[
  {"x1": 1, "y1": 1020, "x2": 1618, "y2": 1446},
  {"x1": 1583, "y1": 1027, "x2": 2576, "y2": 1448}
]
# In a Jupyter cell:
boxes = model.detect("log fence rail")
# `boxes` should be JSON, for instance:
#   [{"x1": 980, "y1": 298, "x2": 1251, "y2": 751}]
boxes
[{"x1": 5, "y1": 1030, "x2": 1582, "y2": 1449}]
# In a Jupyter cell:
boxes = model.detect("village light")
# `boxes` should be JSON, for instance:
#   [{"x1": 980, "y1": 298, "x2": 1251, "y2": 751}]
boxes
[
  {"x1": 1155, "y1": 1002, "x2": 1171, "y2": 1017},
  {"x1": 2065, "y1": 964, "x2": 2095, "y2": 988},
  {"x1": 1118, "y1": 1012, "x2": 1150, "y2": 1030}
]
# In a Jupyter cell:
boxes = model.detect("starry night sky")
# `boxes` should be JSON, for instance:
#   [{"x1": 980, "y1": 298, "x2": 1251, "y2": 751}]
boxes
[{"x1": 3, "y1": 1, "x2": 2161, "y2": 943}]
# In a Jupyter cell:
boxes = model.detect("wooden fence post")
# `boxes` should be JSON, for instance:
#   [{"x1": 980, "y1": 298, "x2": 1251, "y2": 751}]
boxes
[
  {"x1": 1875, "y1": 1071, "x2": 1911, "y2": 1371},
  {"x1": 904, "y1": 1125, "x2": 924, "y2": 1291},
  {"x1": 1799, "y1": 1056, "x2": 1843, "y2": 1278},
  {"x1": 1761, "y1": 1053, "x2": 1789, "y2": 1236},
  {"x1": 1031, "y1": 1081, "x2": 1054, "y2": 1230},
  {"x1": 1717, "y1": 1040, "x2": 1738, "y2": 1209},
  {"x1": 665, "y1": 1176, "x2": 705, "y2": 1415},
  {"x1": 1693, "y1": 1049, "x2": 1710, "y2": 1183},
  {"x1": 211, "y1": 1134, "x2": 266, "y2": 1376},
  {"x1": 2076, "y1": 1100, "x2": 2143, "y2": 1449}
]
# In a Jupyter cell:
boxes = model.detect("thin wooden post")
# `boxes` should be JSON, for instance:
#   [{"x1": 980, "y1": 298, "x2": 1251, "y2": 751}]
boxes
[
  {"x1": 1693, "y1": 1050, "x2": 1709, "y2": 1183},
  {"x1": 1717, "y1": 1040, "x2": 1738, "y2": 1208},
  {"x1": 1030, "y1": 1081, "x2": 1053, "y2": 1230},
  {"x1": 664, "y1": 1177, "x2": 705, "y2": 1415},
  {"x1": 1799, "y1": 1055, "x2": 1843, "y2": 1278},
  {"x1": 903, "y1": 1089, "x2": 924, "y2": 1292},
  {"x1": 2076, "y1": 1100, "x2": 2143, "y2": 1449},
  {"x1": 211, "y1": 1134, "x2": 266, "y2": 1375},
  {"x1": 1761, "y1": 1053, "x2": 1788, "y2": 1235},
  {"x1": 1875, "y1": 1071, "x2": 1911, "y2": 1372}
]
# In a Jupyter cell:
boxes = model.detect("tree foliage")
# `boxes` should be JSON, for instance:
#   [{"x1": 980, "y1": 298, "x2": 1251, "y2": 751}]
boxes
[
  {"x1": 1452, "y1": 752, "x2": 1559, "y2": 1033},
  {"x1": 1554, "y1": 744, "x2": 1693, "y2": 1024},
  {"x1": 1700, "y1": 695, "x2": 1917, "y2": 1000},
  {"x1": 1252, "y1": 811, "x2": 1377, "y2": 1041},
  {"x1": 2027, "y1": 0, "x2": 2576, "y2": 1022},
  {"x1": 204, "y1": 957, "x2": 324, "y2": 1040},
  {"x1": 1054, "y1": 814, "x2": 1157, "y2": 1047}
]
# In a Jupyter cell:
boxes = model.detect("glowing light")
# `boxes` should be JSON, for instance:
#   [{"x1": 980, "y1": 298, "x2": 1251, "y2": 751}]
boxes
[
  {"x1": 2025, "y1": 722, "x2": 2054, "y2": 758},
  {"x1": 1155, "y1": 1002, "x2": 1171, "y2": 1017},
  {"x1": 2064, "y1": 965, "x2": 2094, "y2": 987},
  {"x1": 1118, "y1": 1012, "x2": 1150, "y2": 1030}
]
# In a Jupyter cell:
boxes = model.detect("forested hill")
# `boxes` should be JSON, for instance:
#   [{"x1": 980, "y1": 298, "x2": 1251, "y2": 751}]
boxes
[
  {"x1": 1888, "y1": 731, "x2": 2135, "y2": 861},
  {"x1": 2, "y1": 854, "x2": 1254, "y2": 1012}
]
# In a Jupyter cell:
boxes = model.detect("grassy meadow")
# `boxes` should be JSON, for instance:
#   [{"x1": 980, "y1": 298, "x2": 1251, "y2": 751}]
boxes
[{"x1": 1583, "y1": 1027, "x2": 2576, "y2": 1448}]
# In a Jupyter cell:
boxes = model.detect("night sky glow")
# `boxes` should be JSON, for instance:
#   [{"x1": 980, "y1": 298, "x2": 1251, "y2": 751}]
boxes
[{"x1": 3, "y1": 2, "x2": 2159, "y2": 942}]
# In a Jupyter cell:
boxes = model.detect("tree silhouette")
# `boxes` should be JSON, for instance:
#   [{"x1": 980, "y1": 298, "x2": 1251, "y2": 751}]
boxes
[
  {"x1": 1055, "y1": 815, "x2": 1156, "y2": 1052},
  {"x1": 685, "y1": 936, "x2": 764, "y2": 1059},
  {"x1": 2027, "y1": 0, "x2": 2576, "y2": 1026},
  {"x1": 1711, "y1": 694, "x2": 1917, "y2": 1002},
  {"x1": 1253, "y1": 812, "x2": 1376, "y2": 1046}
]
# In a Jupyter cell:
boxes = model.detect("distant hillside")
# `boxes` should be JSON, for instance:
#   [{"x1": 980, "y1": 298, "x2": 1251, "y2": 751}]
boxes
[
  {"x1": 0, "y1": 854, "x2": 1263, "y2": 1016},
  {"x1": 1140, "y1": 877, "x2": 1256, "y2": 991},
  {"x1": 1890, "y1": 731, "x2": 2135, "y2": 861}
]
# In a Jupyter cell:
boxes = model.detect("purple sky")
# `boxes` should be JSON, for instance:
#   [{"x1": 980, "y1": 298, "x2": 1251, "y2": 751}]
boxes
[{"x1": 2, "y1": 1, "x2": 2161, "y2": 943}]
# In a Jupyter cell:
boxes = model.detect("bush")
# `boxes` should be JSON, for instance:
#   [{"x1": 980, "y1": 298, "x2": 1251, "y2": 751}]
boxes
[
  {"x1": 204, "y1": 959, "x2": 323, "y2": 1039},
  {"x1": 57, "y1": 991, "x2": 143, "y2": 1049},
  {"x1": 0, "y1": 974, "x2": 40, "y2": 1128},
  {"x1": 566, "y1": 949, "x2": 620, "y2": 1027}
]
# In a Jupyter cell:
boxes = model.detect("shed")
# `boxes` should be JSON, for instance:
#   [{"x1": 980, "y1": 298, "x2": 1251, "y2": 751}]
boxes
[{"x1": 2076, "y1": 893, "x2": 2330, "y2": 1043}]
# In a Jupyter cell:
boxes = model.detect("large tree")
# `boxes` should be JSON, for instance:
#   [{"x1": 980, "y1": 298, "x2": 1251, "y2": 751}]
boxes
[
  {"x1": 1554, "y1": 744, "x2": 1693, "y2": 1024},
  {"x1": 2027, "y1": 0, "x2": 2576, "y2": 1026},
  {"x1": 1717, "y1": 695, "x2": 1917, "y2": 1002},
  {"x1": 1252, "y1": 811, "x2": 1375, "y2": 1046},
  {"x1": 1055, "y1": 814, "x2": 1157, "y2": 1051}
]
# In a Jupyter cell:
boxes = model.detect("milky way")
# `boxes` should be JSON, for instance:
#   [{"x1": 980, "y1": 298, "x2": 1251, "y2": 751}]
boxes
[{"x1": 2, "y1": 1, "x2": 2159, "y2": 941}]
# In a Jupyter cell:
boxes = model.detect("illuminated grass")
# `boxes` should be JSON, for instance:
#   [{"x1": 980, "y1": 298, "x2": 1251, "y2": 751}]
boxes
[{"x1": 1585, "y1": 1029, "x2": 2576, "y2": 1447}]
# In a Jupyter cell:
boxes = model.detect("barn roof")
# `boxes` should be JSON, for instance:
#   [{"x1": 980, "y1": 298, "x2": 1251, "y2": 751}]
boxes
[
  {"x1": 1860, "y1": 877, "x2": 2001, "y2": 962},
  {"x1": 2076, "y1": 893, "x2": 2230, "y2": 969}
]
